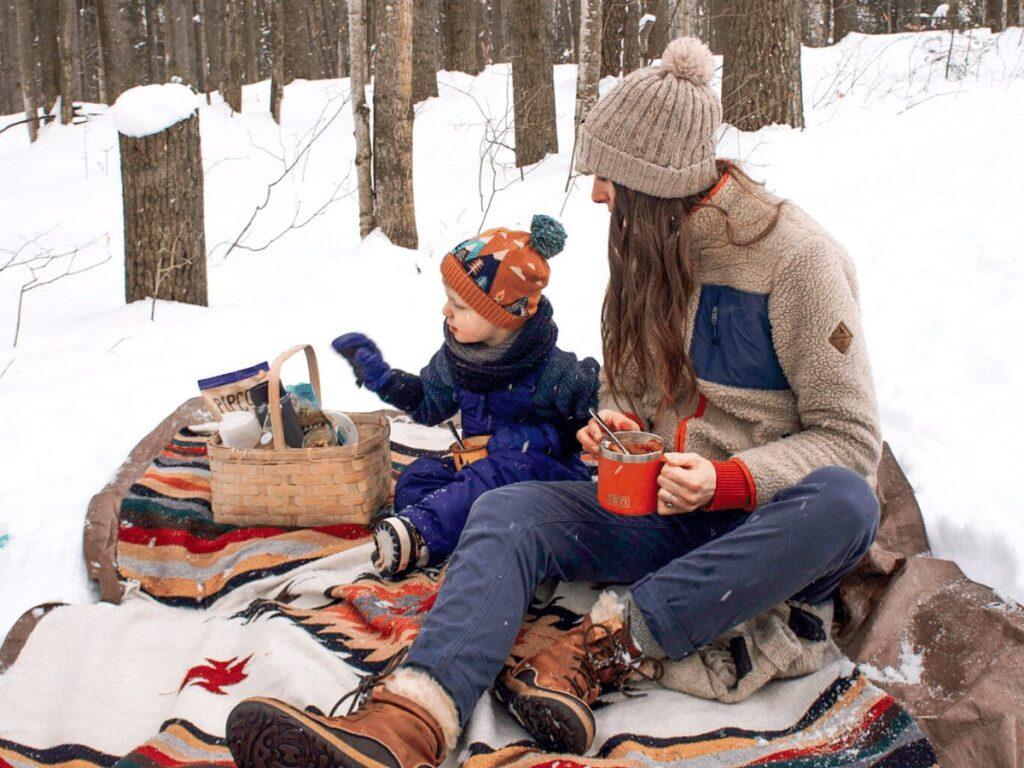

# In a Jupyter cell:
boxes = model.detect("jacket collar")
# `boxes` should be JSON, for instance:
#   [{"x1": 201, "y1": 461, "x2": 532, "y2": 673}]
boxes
[{"x1": 689, "y1": 171, "x2": 784, "y2": 252}]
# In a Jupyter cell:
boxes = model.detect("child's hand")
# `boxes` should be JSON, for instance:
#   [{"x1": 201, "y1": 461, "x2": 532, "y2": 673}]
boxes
[
  {"x1": 577, "y1": 410, "x2": 640, "y2": 456},
  {"x1": 331, "y1": 333, "x2": 392, "y2": 391}
]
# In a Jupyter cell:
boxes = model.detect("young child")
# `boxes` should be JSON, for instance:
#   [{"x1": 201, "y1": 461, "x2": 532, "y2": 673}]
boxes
[{"x1": 333, "y1": 215, "x2": 599, "y2": 578}]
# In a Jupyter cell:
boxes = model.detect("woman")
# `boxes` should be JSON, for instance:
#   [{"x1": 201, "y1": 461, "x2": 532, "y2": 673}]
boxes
[{"x1": 226, "y1": 36, "x2": 881, "y2": 768}]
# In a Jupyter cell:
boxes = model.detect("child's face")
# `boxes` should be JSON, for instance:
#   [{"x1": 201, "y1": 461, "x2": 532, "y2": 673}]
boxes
[{"x1": 443, "y1": 283, "x2": 513, "y2": 347}]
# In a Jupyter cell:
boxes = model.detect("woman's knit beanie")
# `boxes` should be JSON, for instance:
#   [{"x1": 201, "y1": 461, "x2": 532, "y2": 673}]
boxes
[
  {"x1": 575, "y1": 36, "x2": 721, "y2": 199},
  {"x1": 440, "y1": 214, "x2": 566, "y2": 330}
]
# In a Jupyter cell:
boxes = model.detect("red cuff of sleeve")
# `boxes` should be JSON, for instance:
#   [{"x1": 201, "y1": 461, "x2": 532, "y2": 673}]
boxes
[
  {"x1": 624, "y1": 412, "x2": 645, "y2": 430},
  {"x1": 708, "y1": 459, "x2": 757, "y2": 512}
]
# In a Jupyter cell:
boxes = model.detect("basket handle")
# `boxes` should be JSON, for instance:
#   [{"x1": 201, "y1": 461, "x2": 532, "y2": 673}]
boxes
[{"x1": 267, "y1": 344, "x2": 322, "y2": 450}]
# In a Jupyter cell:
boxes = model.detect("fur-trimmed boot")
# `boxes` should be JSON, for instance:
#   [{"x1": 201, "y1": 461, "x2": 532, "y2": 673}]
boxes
[
  {"x1": 496, "y1": 592, "x2": 660, "y2": 754},
  {"x1": 372, "y1": 516, "x2": 428, "y2": 578},
  {"x1": 226, "y1": 660, "x2": 459, "y2": 768}
]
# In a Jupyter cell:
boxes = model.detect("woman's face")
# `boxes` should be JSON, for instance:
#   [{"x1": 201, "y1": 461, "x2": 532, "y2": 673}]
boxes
[{"x1": 591, "y1": 176, "x2": 615, "y2": 212}]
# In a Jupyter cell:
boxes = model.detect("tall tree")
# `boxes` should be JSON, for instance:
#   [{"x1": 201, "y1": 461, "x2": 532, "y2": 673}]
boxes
[
  {"x1": 167, "y1": 0, "x2": 197, "y2": 84},
  {"x1": 348, "y1": 0, "x2": 374, "y2": 237},
  {"x1": 444, "y1": 0, "x2": 481, "y2": 73},
  {"x1": 243, "y1": 0, "x2": 259, "y2": 81},
  {"x1": 719, "y1": 0, "x2": 804, "y2": 131},
  {"x1": 373, "y1": 0, "x2": 418, "y2": 247},
  {"x1": 1, "y1": 0, "x2": 24, "y2": 116},
  {"x1": 270, "y1": 0, "x2": 284, "y2": 120},
  {"x1": 413, "y1": 0, "x2": 440, "y2": 101},
  {"x1": 79, "y1": 0, "x2": 105, "y2": 102},
  {"x1": 1007, "y1": 0, "x2": 1020, "y2": 27},
  {"x1": 623, "y1": 0, "x2": 641, "y2": 72},
  {"x1": 490, "y1": 0, "x2": 510, "y2": 60},
  {"x1": 14, "y1": 0, "x2": 43, "y2": 141},
  {"x1": 570, "y1": 0, "x2": 601, "y2": 178},
  {"x1": 511, "y1": 0, "x2": 558, "y2": 166},
  {"x1": 194, "y1": 0, "x2": 211, "y2": 96},
  {"x1": 143, "y1": 0, "x2": 163, "y2": 83},
  {"x1": 224, "y1": 0, "x2": 243, "y2": 110},
  {"x1": 36, "y1": 0, "x2": 61, "y2": 113},
  {"x1": 833, "y1": 0, "x2": 859, "y2": 41},
  {"x1": 58, "y1": 0, "x2": 79, "y2": 123},
  {"x1": 645, "y1": 0, "x2": 669, "y2": 58},
  {"x1": 803, "y1": 0, "x2": 827, "y2": 43},
  {"x1": 601, "y1": 0, "x2": 624, "y2": 75},
  {"x1": 668, "y1": 0, "x2": 695, "y2": 37},
  {"x1": 97, "y1": 0, "x2": 147, "y2": 101}
]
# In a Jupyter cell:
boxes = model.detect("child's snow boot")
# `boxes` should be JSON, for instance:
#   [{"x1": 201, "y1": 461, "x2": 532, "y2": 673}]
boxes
[
  {"x1": 226, "y1": 659, "x2": 458, "y2": 768},
  {"x1": 496, "y1": 592, "x2": 661, "y2": 754},
  {"x1": 372, "y1": 516, "x2": 428, "y2": 577}
]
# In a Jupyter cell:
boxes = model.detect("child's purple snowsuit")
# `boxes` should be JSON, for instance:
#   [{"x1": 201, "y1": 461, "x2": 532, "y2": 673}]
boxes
[{"x1": 393, "y1": 358, "x2": 594, "y2": 564}]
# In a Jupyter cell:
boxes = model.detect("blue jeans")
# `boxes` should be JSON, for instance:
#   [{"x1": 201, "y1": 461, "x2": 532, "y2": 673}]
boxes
[{"x1": 403, "y1": 466, "x2": 879, "y2": 724}]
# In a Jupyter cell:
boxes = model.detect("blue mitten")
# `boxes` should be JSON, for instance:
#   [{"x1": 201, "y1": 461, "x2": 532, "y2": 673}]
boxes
[
  {"x1": 489, "y1": 423, "x2": 562, "y2": 456},
  {"x1": 331, "y1": 333, "x2": 393, "y2": 392}
]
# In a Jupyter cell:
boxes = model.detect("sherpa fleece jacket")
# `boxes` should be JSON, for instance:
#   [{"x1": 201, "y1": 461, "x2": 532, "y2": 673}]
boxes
[{"x1": 599, "y1": 172, "x2": 882, "y2": 510}]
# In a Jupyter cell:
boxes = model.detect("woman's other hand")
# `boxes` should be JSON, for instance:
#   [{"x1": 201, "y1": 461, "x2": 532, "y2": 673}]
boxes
[
  {"x1": 577, "y1": 410, "x2": 641, "y2": 456},
  {"x1": 657, "y1": 452, "x2": 716, "y2": 514}
]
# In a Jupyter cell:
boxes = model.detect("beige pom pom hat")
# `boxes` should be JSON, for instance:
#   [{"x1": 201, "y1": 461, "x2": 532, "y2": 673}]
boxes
[{"x1": 575, "y1": 36, "x2": 721, "y2": 199}]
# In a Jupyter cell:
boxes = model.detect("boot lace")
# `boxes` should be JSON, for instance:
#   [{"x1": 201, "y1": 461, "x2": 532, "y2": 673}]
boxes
[
  {"x1": 561, "y1": 621, "x2": 664, "y2": 700},
  {"x1": 329, "y1": 647, "x2": 409, "y2": 717}
]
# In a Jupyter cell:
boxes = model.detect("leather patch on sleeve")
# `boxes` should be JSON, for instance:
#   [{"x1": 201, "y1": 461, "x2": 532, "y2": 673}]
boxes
[{"x1": 829, "y1": 321, "x2": 853, "y2": 354}]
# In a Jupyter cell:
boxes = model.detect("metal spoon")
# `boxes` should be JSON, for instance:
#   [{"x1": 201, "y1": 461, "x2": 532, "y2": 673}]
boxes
[
  {"x1": 446, "y1": 420, "x2": 466, "y2": 450},
  {"x1": 588, "y1": 408, "x2": 629, "y2": 454}
]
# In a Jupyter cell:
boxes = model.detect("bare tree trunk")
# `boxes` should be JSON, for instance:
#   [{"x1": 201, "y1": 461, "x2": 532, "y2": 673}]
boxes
[
  {"x1": 822, "y1": 0, "x2": 833, "y2": 42},
  {"x1": 335, "y1": 0, "x2": 349, "y2": 75},
  {"x1": 119, "y1": 110, "x2": 208, "y2": 307},
  {"x1": 601, "y1": 0, "x2": 624, "y2": 75},
  {"x1": 445, "y1": 0, "x2": 481, "y2": 72},
  {"x1": 623, "y1": 0, "x2": 641, "y2": 71},
  {"x1": 194, "y1": 0, "x2": 210, "y2": 97},
  {"x1": 569, "y1": 0, "x2": 601, "y2": 183},
  {"x1": 720, "y1": 0, "x2": 804, "y2": 131},
  {"x1": 1006, "y1": 0, "x2": 1019, "y2": 27},
  {"x1": 645, "y1": 0, "x2": 669, "y2": 57},
  {"x1": 270, "y1": 0, "x2": 284, "y2": 120},
  {"x1": 167, "y1": 0, "x2": 198, "y2": 84},
  {"x1": 373, "y1": 0, "x2": 417, "y2": 247},
  {"x1": 1, "y1": 0, "x2": 24, "y2": 116},
  {"x1": 78, "y1": 0, "x2": 104, "y2": 102},
  {"x1": 243, "y1": 0, "x2": 259, "y2": 81},
  {"x1": 143, "y1": 0, "x2": 160, "y2": 83},
  {"x1": 984, "y1": 0, "x2": 1003, "y2": 28},
  {"x1": 97, "y1": 0, "x2": 146, "y2": 101},
  {"x1": 206, "y1": 0, "x2": 226, "y2": 92},
  {"x1": 348, "y1": 0, "x2": 374, "y2": 237},
  {"x1": 14, "y1": 0, "x2": 42, "y2": 140},
  {"x1": 413, "y1": 0, "x2": 440, "y2": 101},
  {"x1": 306, "y1": 0, "x2": 328, "y2": 77},
  {"x1": 832, "y1": 0, "x2": 858, "y2": 40},
  {"x1": 35, "y1": 0, "x2": 61, "y2": 113},
  {"x1": 511, "y1": 0, "x2": 558, "y2": 166},
  {"x1": 490, "y1": 0, "x2": 510, "y2": 60},
  {"x1": 224, "y1": 0, "x2": 243, "y2": 110},
  {"x1": 668, "y1": 0, "x2": 695, "y2": 37},
  {"x1": 58, "y1": 0, "x2": 78, "y2": 123},
  {"x1": 803, "y1": 0, "x2": 827, "y2": 42}
]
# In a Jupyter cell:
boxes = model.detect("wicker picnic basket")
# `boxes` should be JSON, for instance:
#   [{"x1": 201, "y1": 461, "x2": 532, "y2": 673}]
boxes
[{"x1": 208, "y1": 344, "x2": 391, "y2": 527}]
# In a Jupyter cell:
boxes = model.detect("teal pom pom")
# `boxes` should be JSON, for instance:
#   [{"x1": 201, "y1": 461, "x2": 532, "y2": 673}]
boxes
[{"x1": 530, "y1": 214, "x2": 567, "y2": 259}]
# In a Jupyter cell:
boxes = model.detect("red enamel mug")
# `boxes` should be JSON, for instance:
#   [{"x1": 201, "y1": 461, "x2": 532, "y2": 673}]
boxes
[{"x1": 596, "y1": 431, "x2": 665, "y2": 515}]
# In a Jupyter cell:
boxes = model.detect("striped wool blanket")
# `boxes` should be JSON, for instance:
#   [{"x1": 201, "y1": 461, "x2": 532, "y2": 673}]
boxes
[
  {"x1": 115, "y1": 428, "x2": 372, "y2": 606},
  {"x1": 0, "y1": 554, "x2": 937, "y2": 768}
]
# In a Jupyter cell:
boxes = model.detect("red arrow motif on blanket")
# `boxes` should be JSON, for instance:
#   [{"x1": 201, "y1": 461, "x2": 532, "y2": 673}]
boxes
[{"x1": 179, "y1": 655, "x2": 252, "y2": 695}]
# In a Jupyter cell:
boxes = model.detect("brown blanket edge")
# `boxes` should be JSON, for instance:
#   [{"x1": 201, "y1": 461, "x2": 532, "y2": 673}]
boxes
[
  {"x1": 0, "y1": 602, "x2": 65, "y2": 673},
  {"x1": 83, "y1": 397, "x2": 210, "y2": 604}
]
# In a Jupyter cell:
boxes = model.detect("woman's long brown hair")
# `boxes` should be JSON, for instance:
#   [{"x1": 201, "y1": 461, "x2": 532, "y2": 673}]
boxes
[{"x1": 602, "y1": 160, "x2": 783, "y2": 418}]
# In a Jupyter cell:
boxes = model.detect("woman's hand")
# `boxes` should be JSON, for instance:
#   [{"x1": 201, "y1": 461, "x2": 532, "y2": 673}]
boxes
[
  {"x1": 657, "y1": 452, "x2": 716, "y2": 514},
  {"x1": 577, "y1": 410, "x2": 640, "y2": 457}
]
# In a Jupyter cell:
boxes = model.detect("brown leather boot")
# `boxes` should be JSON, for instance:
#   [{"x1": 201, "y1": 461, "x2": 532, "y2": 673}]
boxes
[
  {"x1": 227, "y1": 661, "x2": 457, "y2": 768},
  {"x1": 496, "y1": 596, "x2": 661, "y2": 755}
]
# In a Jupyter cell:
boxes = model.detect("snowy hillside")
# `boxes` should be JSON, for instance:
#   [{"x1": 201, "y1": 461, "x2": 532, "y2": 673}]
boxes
[{"x1": 1, "y1": 28, "x2": 1022, "y2": 640}]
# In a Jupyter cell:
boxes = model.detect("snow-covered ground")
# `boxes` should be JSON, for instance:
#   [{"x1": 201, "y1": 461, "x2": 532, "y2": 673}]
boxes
[{"x1": 1, "y1": 29, "x2": 1022, "y2": 640}]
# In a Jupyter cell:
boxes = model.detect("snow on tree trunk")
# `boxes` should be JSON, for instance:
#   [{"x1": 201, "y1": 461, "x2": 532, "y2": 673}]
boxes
[
  {"x1": 720, "y1": 0, "x2": 804, "y2": 132},
  {"x1": 622, "y1": 0, "x2": 641, "y2": 73},
  {"x1": 270, "y1": 0, "x2": 284, "y2": 121},
  {"x1": 58, "y1": 0, "x2": 78, "y2": 124},
  {"x1": 511, "y1": 0, "x2": 559, "y2": 167},
  {"x1": 373, "y1": 0, "x2": 418, "y2": 248},
  {"x1": 348, "y1": 0, "x2": 375, "y2": 238},
  {"x1": 14, "y1": 0, "x2": 42, "y2": 142},
  {"x1": 115, "y1": 85, "x2": 208, "y2": 309},
  {"x1": 413, "y1": 0, "x2": 440, "y2": 102},
  {"x1": 224, "y1": 0, "x2": 243, "y2": 111}
]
